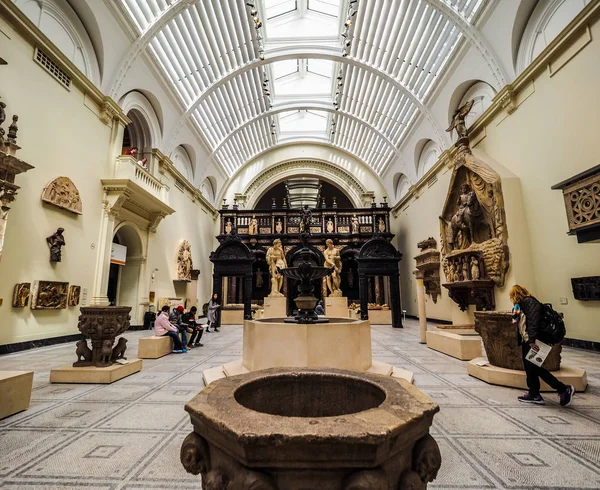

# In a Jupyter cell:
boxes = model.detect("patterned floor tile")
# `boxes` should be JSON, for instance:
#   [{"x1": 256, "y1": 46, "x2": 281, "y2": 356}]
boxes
[
  {"x1": 96, "y1": 403, "x2": 188, "y2": 431},
  {"x1": 13, "y1": 402, "x2": 127, "y2": 429},
  {"x1": 554, "y1": 438, "x2": 600, "y2": 467},
  {"x1": 498, "y1": 407, "x2": 600, "y2": 436},
  {"x1": 430, "y1": 438, "x2": 495, "y2": 488},
  {"x1": 435, "y1": 408, "x2": 530, "y2": 436},
  {"x1": 456, "y1": 437, "x2": 600, "y2": 488}
]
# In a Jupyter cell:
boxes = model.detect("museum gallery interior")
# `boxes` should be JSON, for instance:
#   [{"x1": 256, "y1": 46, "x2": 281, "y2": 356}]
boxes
[{"x1": 1, "y1": 0, "x2": 600, "y2": 488}]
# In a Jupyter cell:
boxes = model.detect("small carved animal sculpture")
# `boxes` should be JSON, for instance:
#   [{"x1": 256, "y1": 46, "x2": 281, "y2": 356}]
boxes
[
  {"x1": 398, "y1": 470, "x2": 426, "y2": 490},
  {"x1": 100, "y1": 340, "x2": 113, "y2": 365},
  {"x1": 180, "y1": 432, "x2": 210, "y2": 476},
  {"x1": 75, "y1": 339, "x2": 92, "y2": 362},
  {"x1": 413, "y1": 434, "x2": 442, "y2": 484},
  {"x1": 111, "y1": 337, "x2": 128, "y2": 361}
]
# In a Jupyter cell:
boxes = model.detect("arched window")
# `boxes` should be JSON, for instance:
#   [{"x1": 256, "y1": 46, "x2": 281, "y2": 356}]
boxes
[
  {"x1": 516, "y1": 0, "x2": 589, "y2": 74},
  {"x1": 458, "y1": 82, "x2": 496, "y2": 130},
  {"x1": 120, "y1": 91, "x2": 162, "y2": 165},
  {"x1": 393, "y1": 173, "x2": 411, "y2": 200},
  {"x1": 201, "y1": 177, "x2": 216, "y2": 203},
  {"x1": 15, "y1": 0, "x2": 100, "y2": 84},
  {"x1": 417, "y1": 140, "x2": 440, "y2": 179},
  {"x1": 171, "y1": 146, "x2": 194, "y2": 181}
]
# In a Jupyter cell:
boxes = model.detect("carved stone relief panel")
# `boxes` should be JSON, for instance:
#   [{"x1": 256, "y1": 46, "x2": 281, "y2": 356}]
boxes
[
  {"x1": 176, "y1": 240, "x2": 193, "y2": 281},
  {"x1": 41, "y1": 177, "x2": 83, "y2": 214},
  {"x1": 68, "y1": 285, "x2": 81, "y2": 306},
  {"x1": 12, "y1": 282, "x2": 30, "y2": 307},
  {"x1": 31, "y1": 280, "x2": 69, "y2": 309}
]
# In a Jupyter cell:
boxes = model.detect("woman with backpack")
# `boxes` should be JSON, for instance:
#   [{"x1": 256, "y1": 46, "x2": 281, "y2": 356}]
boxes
[{"x1": 509, "y1": 285, "x2": 574, "y2": 406}]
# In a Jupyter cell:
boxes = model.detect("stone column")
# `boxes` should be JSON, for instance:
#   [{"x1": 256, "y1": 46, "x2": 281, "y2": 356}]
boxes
[
  {"x1": 389, "y1": 272, "x2": 403, "y2": 329},
  {"x1": 414, "y1": 270, "x2": 427, "y2": 343},
  {"x1": 243, "y1": 274, "x2": 252, "y2": 320},
  {"x1": 358, "y1": 273, "x2": 369, "y2": 321},
  {"x1": 375, "y1": 276, "x2": 382, "y2": 305},
  {"x1": 90, "y1": 200, "x2": 119, "y2": 306},
  {"x1": 230, "y1": 276, "x2": 237, "y2": 304}
]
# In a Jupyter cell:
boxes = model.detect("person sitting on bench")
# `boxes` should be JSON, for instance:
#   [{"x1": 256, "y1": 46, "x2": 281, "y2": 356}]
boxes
[
  {"x1": 154, "y1": 305, "x2": 186, "y2": 353},
  {"x1": 185, "y1": 306, "x2": 204, "y2": 348}
]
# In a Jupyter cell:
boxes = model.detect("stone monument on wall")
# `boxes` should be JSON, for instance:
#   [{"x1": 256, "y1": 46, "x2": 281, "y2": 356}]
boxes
[
  {"x1": 176, "y1": 240, "x2": 193, "y2": 281},
  {"x1": 41, "y1": 176, "x2": 83, "y2": 214},
  {"x1": 439, "y1": 100, "x2": 509, "y2": 312},
  {"x1": 0, "y1": 97, "x2": 34, "y2": 263}
]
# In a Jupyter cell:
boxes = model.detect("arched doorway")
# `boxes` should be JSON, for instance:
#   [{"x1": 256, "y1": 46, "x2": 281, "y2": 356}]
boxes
[{"x1": 107, "y1": 224, "x2": 145, "y2": 313}]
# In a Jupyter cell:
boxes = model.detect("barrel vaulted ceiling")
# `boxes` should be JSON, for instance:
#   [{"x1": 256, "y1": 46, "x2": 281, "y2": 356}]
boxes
[{"x1": 113, "y1": 0, "x2": 501, "y2": 178}]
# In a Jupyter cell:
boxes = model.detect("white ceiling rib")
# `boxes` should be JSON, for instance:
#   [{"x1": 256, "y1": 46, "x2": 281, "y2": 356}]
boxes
[{"x1": 117, "y1": 0, "x2": 489, "y2": 178}]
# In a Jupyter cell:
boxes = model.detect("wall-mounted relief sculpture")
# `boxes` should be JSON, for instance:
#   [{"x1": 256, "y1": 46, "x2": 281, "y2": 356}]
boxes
[
  {"x1": 41, "y1": 177, "x2": 83, "y2": 215},
  {"x1": 176, "y1": 240, "x2": 193, "y2": 281},
  {"x1": 31, "y1": 280, "x2": 69, "y2": 309},
  {"x1": 68, "y1": 285, "x2": 81, "y2": 306},
  {"x1": 571, "y1": 276, "x2": 600, "y2": 301},
  {"x1": 439, "y1": 101, "x2": 509, "y2": 311},
  {"x1": 12, "y1": 282, "x2": 31, "y2": 307},
  {"x1": 46, "y1": 227, "x2": 66, "y2": 262},
  {"x1": 414, "y1": 238, "x2": 441, "y2": 303}
]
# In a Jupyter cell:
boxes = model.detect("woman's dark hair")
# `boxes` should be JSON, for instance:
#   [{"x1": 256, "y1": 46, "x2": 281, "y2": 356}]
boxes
[
  {"x1": 190, "y1": 306, "x2": 197, "y2": 312},
  {"x1": 161, "y1": 305, "x2": 170, "y2": 312}
]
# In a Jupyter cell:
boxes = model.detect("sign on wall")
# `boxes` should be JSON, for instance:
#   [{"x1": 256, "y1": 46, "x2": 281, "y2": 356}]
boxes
[{"x1": 110, "y1": 243, "x2": 127, "y2": 266}]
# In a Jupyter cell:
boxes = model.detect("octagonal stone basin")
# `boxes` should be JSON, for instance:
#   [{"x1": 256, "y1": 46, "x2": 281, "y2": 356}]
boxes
[{"x1": 181, "y1": 368, "x2": 441, "y2": 489}]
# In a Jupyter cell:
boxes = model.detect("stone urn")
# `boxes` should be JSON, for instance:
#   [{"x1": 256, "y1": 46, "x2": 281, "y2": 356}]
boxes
[
  {"x1": 474, "y1": 311, "x2": 561, "y2": 371},
  {"x1": 181, "y1": 368, "x2": 441, "y2": 489},
  {"x1": 73, "y1": 306, "x2": 131, "y2": 368}
]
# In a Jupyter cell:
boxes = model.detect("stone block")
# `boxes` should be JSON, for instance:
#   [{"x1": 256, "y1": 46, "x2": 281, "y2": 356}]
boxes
[
  {"x1": 263, "y1": 295, "x2": 287, "y2": 318},
  {"x1": 50, "y1": 359, "x2": 142, "y2": 384},
  {"x1": 0, "y1": 371, "x2": 34, "y2": 420},
  {"x1": 426, "y1": 329, "x2": 482, "y2": 360},
  {"x1": 368, "y1": 309, "x2": 392, "y2": 325},
  {"x1": 221, "y1": 308, "x2": 244, "y2": 325},
  {"x1": 202, "y1": 366, "x2": 226, "y2": 386},
  {"x1": 467, "y1": 357, "x2": 588, "y2": 391},
  {"x1": 138, "y1": 336, "x2": 172, "y2": 359},
  {"x1": 324, "y1": 296, "x2": 348, "y2": 318}
]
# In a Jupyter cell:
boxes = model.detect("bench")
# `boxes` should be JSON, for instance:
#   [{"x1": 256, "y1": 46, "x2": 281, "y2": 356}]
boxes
[
  {"x1": 0, "y1": 371, "x2": 34, "y2": 419},
  {"x1": 138, "y1": 336, "x2": 172, "y2": 359}
]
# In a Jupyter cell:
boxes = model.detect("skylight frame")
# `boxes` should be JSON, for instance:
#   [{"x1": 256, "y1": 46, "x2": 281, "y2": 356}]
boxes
[
  {"x1": 265, "y1": 0, "x2": 298, "y2": 20},
  {"x1": 307, "y1": 0, "x2": 340, "y2": 18}
]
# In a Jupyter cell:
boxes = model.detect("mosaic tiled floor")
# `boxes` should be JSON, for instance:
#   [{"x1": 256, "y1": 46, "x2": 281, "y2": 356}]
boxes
[{"x1": 1, "y1": 320, "x2": 599, "y2": 489}]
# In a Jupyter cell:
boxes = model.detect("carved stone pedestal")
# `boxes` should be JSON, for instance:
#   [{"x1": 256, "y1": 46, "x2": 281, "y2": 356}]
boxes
[
  {"x1": 443, "y1": 279, "x2": 495, "y2": 312},
  {"x1": 262, "y1": 295, "x2": 287, "y2": 318},
  {"x1": 324, "y1": 296, "x2": 348, "y2": 318},
  {"x1": 182, "y1": 368, "x2": 441, "y2": 489}
]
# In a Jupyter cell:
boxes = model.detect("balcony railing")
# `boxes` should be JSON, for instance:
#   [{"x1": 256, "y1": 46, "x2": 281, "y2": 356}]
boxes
[{"x1": 113, "y1": 156, "x2": 168, "y2": 204}]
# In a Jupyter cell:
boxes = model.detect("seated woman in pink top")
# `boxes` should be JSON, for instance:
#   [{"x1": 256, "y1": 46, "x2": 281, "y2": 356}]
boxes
[{"x1": 154, "y1": 305, "x2": 186, "y2": 353}]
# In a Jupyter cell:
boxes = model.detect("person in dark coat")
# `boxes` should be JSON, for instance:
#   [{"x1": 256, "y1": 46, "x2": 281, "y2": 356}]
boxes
[
  {"x1": 315, "y1": 300, "x2": 325, "y2": 316},
  {"x1": 184, "y1": 306, "x2": 204, "y2": 348},
  {"x1": 510, "y1": 285, "x2": 574, "y2": 406},
  {"x1": 206, "y1": 293, "x2": 221, "y2": 332}
]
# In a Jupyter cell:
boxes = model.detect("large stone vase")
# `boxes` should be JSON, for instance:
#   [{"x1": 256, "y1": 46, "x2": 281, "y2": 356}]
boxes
[
  {"x1": 474, "y1": 311, "x2": 561, "y2": 371},
  {"x1": 74, "y1": 306, "x2": 131, "y2": 368},
  {"x1": 181, "y1": 368, "x2": 441, "y2": 489}
]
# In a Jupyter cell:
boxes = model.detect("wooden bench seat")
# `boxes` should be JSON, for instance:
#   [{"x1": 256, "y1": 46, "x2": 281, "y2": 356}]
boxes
[{"x1": 138, "y1": 336, "x2": 172, "y2": 359}]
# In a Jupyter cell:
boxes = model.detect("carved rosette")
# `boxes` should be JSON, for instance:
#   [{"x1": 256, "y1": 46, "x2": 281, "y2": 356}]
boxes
[{"x1": 75, "y1": 306, "x2": 132, "y2": 367}]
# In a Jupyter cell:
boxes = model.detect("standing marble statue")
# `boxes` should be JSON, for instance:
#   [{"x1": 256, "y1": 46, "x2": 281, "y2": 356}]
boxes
[
  {"x1": 449, "y1": 183, "x2": 482, "y2": 249},
  {"x1": 470, "y1": 256, "x2": 480, "y2": 280},
  {"x1": 225, "y1": 219, "x2": 233, "y2": 234},
  {"x1": 378, "y1": 217, "x2": 386, "y2": 233},
  {"x1": 266, "y1": 238, "x2": 287, "y2": 296},
  {"x1": 248, "y1": 215, "x2": 258, "y2": 235},
  {"x1": 351, "y1": 214, "x2": 359, "y2": 234},
  {"x1": 299, "y1": 205, "x2": 312, "y2": 233},
  {"x1": 324, "y1": 239, "x2": 342, "y2": 297},
  {"x1": 46, "y1": 227, "x2": 66, "y2": 262}
]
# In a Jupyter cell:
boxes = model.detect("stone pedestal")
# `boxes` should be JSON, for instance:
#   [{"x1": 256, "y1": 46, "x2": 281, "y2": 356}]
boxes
[
  {"x1": 50, "y1": 359, "x2": 142, "y2": 384},
  {"x1": 426, "y1": 329, "x2": 482, "y2": 360},
  {"x1": 368, "y1": 309, "x2": 392, "y2": 325},
  {"x1": 324, "y1": 296, "x2": 348, "y2": 317},
  {"x1": 0, "y1": 371, "x2": 33, "y2": 419},
  {"x1": 183, "y1": 368, "x2": 441, "y2": 489},
  {"x1": 263, "y1": 295, "x2": 287, "y2": 318},
  {"x1": 415, "y1": 274, "x2": 428, "y2": 343},
  {"x1": 221, "y1": 308, "x2": 244, "y2": 325},
  {"x1": 138, "y1": 336, "x2": 172, "y2": 358}
]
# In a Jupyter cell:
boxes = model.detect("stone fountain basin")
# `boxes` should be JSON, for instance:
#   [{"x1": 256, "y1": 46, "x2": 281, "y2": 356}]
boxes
[{"x1": 184, "y1": 368, "x2": 439, "y2": 469}]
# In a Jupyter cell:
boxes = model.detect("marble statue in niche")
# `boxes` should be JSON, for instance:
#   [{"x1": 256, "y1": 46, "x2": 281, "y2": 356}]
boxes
[
  {"x1": 177, "y1": 240, "x2": 193, "y2": 281},
  {"x1": 248, "y1": 215, "x2": 258, "y2": 235},
  {"x1": 12, "y1": 282, "x2": 30, "y2": 307},
  {"x1": 324, "y1": 239, "x2": 343, "y2": 297},
  {"x1": 299, "y1": 205, "x2": 312, "y2": 233},
  {"x1": 255, "y1": 269, "x2": 263, "y2": 288},
  {"x1": 326, "y1": 218, "x2": 334, "y2": 233},
  {"x1": 275, "y1": 218, "x2": 283, "y2": 234},
  {"x1": 266, "y1": 238, "x2": 287, "y2": 296},
  {"x1": 31, "y1": 280, "x2": 69, "y2": 309},
  {"x1": 41, "y1": 177, "x2": 83, "y2": 215},
  {"x1": 378, "y1": 217, "x2": 386, "y2": 233},
  {"x1": 68, "y1": 285, "x2": 81, "y2": 306},
  {"x1": 46, "y1": 228, "x2": 66, "y2": 262},
  {"x1": 351, "y1": 214, "x2": 359, "y2": 234},
  {"x1": 225, "y1": 219, "x2": 233, "y2": 234}
]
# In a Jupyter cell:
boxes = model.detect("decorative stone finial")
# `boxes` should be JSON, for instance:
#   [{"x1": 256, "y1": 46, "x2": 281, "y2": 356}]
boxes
[{"x1": 7, "y1": 115, "x2": 18, "y2": 145}]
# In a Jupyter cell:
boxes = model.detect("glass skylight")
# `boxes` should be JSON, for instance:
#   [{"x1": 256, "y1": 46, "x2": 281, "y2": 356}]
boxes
[
  {"x1": 307, "y1": 0, "x2": 340, "y2": 17},
  {"x1": 306, "y1": 59, "x2": 333, "y2": 78},
  {"x1": 273, "y1": 60, "x2": 300, "y2": 79},
  {"x1": 265, "y1": 0, "x2": 298, "y2": 19}
]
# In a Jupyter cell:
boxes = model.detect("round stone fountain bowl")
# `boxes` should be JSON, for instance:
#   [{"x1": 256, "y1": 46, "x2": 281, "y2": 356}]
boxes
[{"x1": 181, "y1": 368, "x2": 441, "y2": 489}]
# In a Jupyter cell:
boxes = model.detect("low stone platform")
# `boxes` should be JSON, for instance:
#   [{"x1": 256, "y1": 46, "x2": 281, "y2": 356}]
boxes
[
  {"x1": 368, "y1": 309, "x2": 392, "y2": 325},
  {"x1": 467, "y1": 357, "x2": 588, "y2": 391},
  {"x1": 138, "y1": 336, "x2": 172, "y2": 358},
  {"x1": 426, "y1": 329, "x2": 482, "y2": 360},
  {"x1": 221, "y1": 308, "x2": 244, "y2": 325},
  {"x1": 50, "y1": 359, "x2": 143, "y2": 384},
  {"x1": 0, "y1": 371, "x2": 34, "y2": 419}
]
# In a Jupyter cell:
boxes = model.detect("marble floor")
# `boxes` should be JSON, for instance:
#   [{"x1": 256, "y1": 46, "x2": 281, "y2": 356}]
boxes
[{"x1": 1, "y1": 320, "x2": 599, "y2": 490}]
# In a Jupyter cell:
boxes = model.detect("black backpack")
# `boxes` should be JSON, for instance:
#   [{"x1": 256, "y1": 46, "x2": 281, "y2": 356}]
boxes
[{"x1": 537, "y1": 302, "x2": 566, "y2": 345}]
